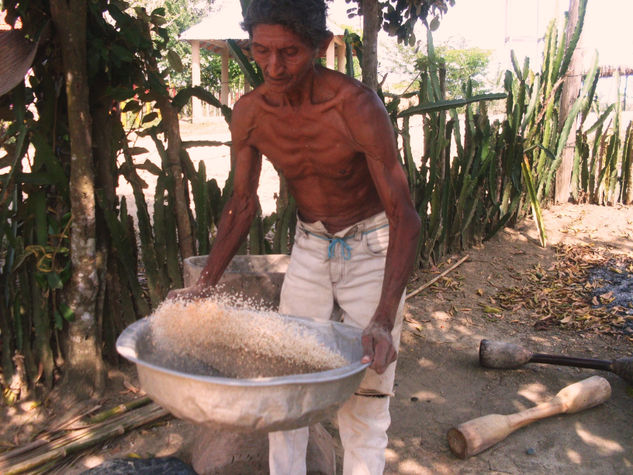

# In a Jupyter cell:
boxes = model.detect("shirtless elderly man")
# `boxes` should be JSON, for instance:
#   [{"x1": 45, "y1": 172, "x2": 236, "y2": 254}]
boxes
[{"x1": 174, "y1": 0, "x2": 421, "y2": 472}]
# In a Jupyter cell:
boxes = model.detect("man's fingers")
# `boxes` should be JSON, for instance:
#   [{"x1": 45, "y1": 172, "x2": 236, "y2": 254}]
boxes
[
  {"x1": 166, "y1": 289, "x2": 182, "y2": 300},
  {"x1": 370, "y1": 341, "x2": 398, "y2": 374},
  {"x1": 361, "y1": 333, "x2": 374, "y2": 364},
  {"x1": 165, "y1": 285, "x2": 214, "y2": 302},
  {"x1": 362, "y1": 327, "x2": 398, "y2": 371},
  {"x1": 372, "y1": 340, "x2": 389, "y2": 372}
]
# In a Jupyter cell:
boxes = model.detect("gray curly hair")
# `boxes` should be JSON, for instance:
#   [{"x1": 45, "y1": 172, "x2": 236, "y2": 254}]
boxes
[{"x1": 242, "y1": 0, "x2": 331, "y2": 49}]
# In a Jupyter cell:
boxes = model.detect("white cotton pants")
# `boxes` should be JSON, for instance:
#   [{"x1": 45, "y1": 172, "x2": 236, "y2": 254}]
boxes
[{"x1": 269, "y1": 211, "x2": 405, "y2": 475}]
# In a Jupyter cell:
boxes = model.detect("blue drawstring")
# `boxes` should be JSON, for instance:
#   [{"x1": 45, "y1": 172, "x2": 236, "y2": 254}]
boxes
[
  {"x1": 328, "y1": 237, "x2": 352, "y2": 260},
  {"x1": 304, "y1": 223, "x2": 388, "y2": 261}
]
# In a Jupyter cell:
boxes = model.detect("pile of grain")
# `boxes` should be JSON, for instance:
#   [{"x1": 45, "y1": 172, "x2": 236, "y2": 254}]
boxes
[{"x1": 149, "y1": 297, "x2": 348, "y2": 378}]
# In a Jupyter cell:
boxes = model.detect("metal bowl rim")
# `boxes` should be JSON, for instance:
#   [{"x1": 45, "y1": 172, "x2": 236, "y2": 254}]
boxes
[{"x1": 116, "y1": 316, "x2": 370, "y2": 387}]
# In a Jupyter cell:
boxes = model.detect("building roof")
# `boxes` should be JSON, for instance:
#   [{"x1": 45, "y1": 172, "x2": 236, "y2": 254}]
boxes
[{"x1": 180, "y1": 1, "x2": 247, "y2": 41}]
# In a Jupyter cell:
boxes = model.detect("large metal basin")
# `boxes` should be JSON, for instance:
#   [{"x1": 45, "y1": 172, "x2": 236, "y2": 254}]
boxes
[{"x1": 116, "y1": 314, "x2": 368, "y2": 433}]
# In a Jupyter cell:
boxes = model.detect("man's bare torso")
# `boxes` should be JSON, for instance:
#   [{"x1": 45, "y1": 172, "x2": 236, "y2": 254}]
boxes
[{"x1": 233, "y1": 67, "x2": 384, "y2": 233}]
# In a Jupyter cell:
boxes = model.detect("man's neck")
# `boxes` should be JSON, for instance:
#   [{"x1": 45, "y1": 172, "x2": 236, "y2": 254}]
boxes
[{"x1": 265, "y1": 66, "x2": 319, "y2": 108}]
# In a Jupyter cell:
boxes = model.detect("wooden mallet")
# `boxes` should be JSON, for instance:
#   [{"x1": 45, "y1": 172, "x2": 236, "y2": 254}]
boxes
[
  {"x1": 447, "y1": 375, "x2": 611, "y2": 459},
  {"x1": 479, "y1": 339, "x2": 633, "y2": 385}
]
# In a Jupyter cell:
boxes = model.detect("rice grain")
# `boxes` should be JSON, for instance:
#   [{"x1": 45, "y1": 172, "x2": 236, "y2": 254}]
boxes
[{"x1": 149, "y1": 297, "x2": 348, "y2": 378}]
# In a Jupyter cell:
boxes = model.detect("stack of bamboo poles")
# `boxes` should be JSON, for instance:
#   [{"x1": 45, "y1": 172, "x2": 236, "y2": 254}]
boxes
[{"x1": 0, "y1": 397, "x2": 169, "y2": 474}]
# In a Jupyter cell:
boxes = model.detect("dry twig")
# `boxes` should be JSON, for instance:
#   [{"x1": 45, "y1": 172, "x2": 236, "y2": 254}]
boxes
[{"x1": 406, "y1": 255, "x2": 470, "y2": 300}]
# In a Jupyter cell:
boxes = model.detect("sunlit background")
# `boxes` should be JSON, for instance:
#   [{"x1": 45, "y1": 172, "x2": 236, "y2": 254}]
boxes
[{"x1": 328, "y1": 0, "x2": 632, "y2": 106}]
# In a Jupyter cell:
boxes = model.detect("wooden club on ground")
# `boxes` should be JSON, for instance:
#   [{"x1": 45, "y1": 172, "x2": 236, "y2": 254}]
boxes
[
  {"x1": 447, "y1": 375, "x2": 611, "y2": 459},
  {"x1": 479, "y1": 339, "x2": 633, "y2": 385}
]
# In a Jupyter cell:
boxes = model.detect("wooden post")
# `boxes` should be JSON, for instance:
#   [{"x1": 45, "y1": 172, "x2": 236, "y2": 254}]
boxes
[
  {"x1": 336, "y1": 42, "x2": 346, "y2": 73},
  {"x1": 221, "y1": 47, "x2": 230, "y2": 106},
  {"x1": 191, "y1": 40, "x2": 202, "y2": 122},
  {"x1": 555, "y1": 0, "x2": 583, "y2": 203},
  {"x1": 325, "y1": 41, "x2": 335, "y2": 70}
]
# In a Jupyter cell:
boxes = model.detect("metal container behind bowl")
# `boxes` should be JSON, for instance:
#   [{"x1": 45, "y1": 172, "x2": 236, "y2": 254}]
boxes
[
  {"x1": 116, "y1": 313, "x2": 368, "y2": 433},
  {"x1": 184, "y1": 254, "x2": 290, "y2": 308}
]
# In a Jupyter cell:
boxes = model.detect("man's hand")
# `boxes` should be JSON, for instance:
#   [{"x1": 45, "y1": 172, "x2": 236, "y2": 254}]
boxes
[
  {"x1": 166, "y1": 284, "x2": 214, "y2": 301},
  {"x1": 361, "y1": 322, "x2": 397, "y2": 374}
]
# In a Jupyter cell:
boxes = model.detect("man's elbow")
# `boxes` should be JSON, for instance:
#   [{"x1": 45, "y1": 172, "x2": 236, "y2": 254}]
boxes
[
  {"x1": 244, "y1": 195, "x2": 260, "y2": 220},
  {"x1": 407, "y1": 209, "x2": 422, "y2": 243},
  {"x1": 390, "y1": 205, "x2": 421, "y2": 245},
  {"x1": 225, "y1": 193, "x2": 260, "y2": 223}
]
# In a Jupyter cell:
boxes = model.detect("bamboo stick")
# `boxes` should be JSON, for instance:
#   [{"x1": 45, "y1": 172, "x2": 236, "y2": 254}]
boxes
[
  {"x1": 406, "y1": 255, "x2": 469, "y2": 300},
  {"x1": 0, "y1": 439, "x2": 48, "y2": 461},
  {"x1": 85, "y1": 396, "x2": 151, "y2": 424},
  {"x1": 1, "y1": 403, "x2": 169, "y2": 474},
  {"x1": 47, "y1": 403, "x2": 102, "y2": 433}
]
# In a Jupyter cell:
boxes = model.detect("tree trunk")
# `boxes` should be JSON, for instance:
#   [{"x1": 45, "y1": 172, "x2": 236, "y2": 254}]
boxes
[
  {"x1": 361, "y1": 0, "x2": 380, "y2": 91},
  {"x1": 555, "y1": 0, "x2": 582, "y2": 203},
  {"x1": 50, "y1": 0, "x2": 105, "y2": 398}
]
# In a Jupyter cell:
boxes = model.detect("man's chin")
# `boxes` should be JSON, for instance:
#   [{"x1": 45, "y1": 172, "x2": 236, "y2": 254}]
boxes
[{"x1": 265, "y1": 79, "x2": 293, "y2": 92}]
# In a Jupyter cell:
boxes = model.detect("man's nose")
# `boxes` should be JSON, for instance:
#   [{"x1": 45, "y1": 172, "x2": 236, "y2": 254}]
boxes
[{"x1": 268, "y1": 52, "x2": 284, "y2": 76}]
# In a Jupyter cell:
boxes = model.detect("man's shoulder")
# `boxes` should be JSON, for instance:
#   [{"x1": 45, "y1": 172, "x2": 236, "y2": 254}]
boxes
[
  {"x1": 231, "y1": 88, "x2": 271, "y2": 137},
  {"x1": 230, "y1": 89, "x2": 265, "y2": 144},
  {"x1": 318, "y1": 68, "x2": 386, "y2": 119},
  {"x1": 232, "y1": 89, "x2": 261, "y2": 118},
  {"x1": 319, "y1": 68, "x2": 376, "y2": 103}
]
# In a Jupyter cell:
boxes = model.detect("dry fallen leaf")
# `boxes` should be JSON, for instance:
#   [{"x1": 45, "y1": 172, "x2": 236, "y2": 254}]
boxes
[
  {"x1": 480, "y1": 304, "x2": 503, "y2": 315},
  {"x1": 492, "y1": 243, "x2": 633, "y2": 334},
  {"x1": 599, "y1": 291, "x2": 615, "y2": 304}
]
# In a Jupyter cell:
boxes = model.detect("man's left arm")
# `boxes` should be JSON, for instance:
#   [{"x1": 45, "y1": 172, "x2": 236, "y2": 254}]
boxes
[{"x1": 345, "y1": 88, "x2": 421, "y2": 374}]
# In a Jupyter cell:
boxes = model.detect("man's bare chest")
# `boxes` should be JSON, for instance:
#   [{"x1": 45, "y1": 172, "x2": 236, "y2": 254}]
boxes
[{"x1": 250, "y1": 107, "x2": 362, "y2": 179}]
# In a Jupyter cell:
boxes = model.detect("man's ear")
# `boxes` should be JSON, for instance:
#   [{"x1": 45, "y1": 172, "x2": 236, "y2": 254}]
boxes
[{"x1": 317, "y1": 32, "x2": 334, "y2": 57}]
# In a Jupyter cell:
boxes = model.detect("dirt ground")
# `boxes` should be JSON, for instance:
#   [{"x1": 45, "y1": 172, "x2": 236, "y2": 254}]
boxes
[
  {"x1": 1, "y1": 203, "x2": 630, "y2": 475},
  {"x1": 387, "y1": 203, "x2": 633, "y2": 474}
]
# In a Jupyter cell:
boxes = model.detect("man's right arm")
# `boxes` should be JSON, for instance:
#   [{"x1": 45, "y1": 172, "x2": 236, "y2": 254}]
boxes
[{"x1": 169, "y1": 99, "x2": 262, "y2": 299}]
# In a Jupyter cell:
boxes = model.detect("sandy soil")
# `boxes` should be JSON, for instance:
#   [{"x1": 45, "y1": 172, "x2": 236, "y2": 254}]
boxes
[
  {"x1": 2, "y1": 118, "x2": 632, "y2": 474},
  {"x1": 387, "y1": 203, "x2": 633, "y2": 474}
]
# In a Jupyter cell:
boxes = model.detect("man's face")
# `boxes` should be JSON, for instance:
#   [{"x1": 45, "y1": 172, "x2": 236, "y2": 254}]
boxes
[{"x1": 250, "y1": 24, "x2": 318, "y2": 94}]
